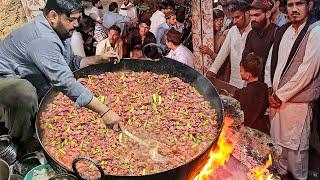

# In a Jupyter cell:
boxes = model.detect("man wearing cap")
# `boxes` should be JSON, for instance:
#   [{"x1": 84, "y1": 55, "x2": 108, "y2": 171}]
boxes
[
  {"x1": 155, "y1": 9, "x2": 177, "y2": 50},
  {"x1": 242, "y1": 0, "x2": 278, "y2": 82},
  {"x1": 265, "y1": 0, "x2": 320, "y2": 179},
  {"x1": 207, "y1": 1, "x2": 251, "y2": 88}
]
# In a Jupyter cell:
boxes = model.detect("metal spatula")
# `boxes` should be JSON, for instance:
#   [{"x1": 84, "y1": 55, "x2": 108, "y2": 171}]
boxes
[{"x1": 118, "y1": 126, "x2": 168, "y2": 163}]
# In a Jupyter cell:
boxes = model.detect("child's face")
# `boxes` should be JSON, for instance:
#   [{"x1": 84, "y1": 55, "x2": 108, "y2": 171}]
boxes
[
  {"x1": 240, "y1": 65, "x2": 249, "y2": 81},
  {"x1": 131, "y1": 50, "x2": 143, "y2": 59}
]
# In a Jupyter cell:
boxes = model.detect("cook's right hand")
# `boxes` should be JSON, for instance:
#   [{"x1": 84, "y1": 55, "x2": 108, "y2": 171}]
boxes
[
  {"x1": 206, "y1": 71, "x2": 217, "y2": 80},
  {"x1": 102, "y1": 110, "x2": 121, "y2": 131}
]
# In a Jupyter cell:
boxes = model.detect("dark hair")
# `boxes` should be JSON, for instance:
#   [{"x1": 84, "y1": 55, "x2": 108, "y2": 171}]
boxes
[
  {"x1": 279, "y1": 0, "x2": 286, "y2": 7},
  {"x1": 77, "y1": 16, "x2": 95, "y2": 33},
  {"x1": 91, "y1": 0, "x2": 100, "y2": 6},
  {"x1": 213, "y1": 2, "x2": 219, "y2": 8},
  {"x1": 286, "y1": 0, "x2": 312, "y2": 4},
  {"x1": 213, "y1": 9, "x2": 225, "y2": 19},
  {"x1": 109, "y1": 2, "x2": 118, "y2": 11},
  {"x1": 108, "y1": 25, "x2": 121, "y2": 34},
  {"x1": 133, "y1": 45, "x2": 142, "y2": 51},
  {"x1": 158, "y1": 1, "x2": 169, "y2": 10},
  {"x1": 166, "y1": 28, "x2": 182, "y2": 46},
  {"x1": 220, "y1": 0, "x2": 237, "y2": 7},
  {"x1": 176, "y1": 11, "x2": 185, "y2": 23},
  {"x1": 43, "y1": 0, "x2": 83, "y2": 17},
  {"x1": 241, "y1": 53, "x2": 263, "y2": 77},
  {"x1": 140, "y1": 19, "x2": 151, "y2": 27},
  {"x1": 229, "y1": 1, "x2": 250, "y2": 12}
]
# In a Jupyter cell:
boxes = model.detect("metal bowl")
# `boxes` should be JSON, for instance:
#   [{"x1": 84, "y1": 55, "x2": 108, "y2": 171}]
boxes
[
  {"x1": 49, "y1": 174, "x2": 78, "y2": 180},
  {"x1": 9, "y1": 174, "x2": 24, "y2": 180},
  {"x1": 0, "y1": 135, "x2": 18, "y2": 165}
]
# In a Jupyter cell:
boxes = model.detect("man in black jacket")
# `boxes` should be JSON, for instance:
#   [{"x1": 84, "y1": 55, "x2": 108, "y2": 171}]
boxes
[{"x1": 242, "y1": 0, "x2": 278, "y2": 82}]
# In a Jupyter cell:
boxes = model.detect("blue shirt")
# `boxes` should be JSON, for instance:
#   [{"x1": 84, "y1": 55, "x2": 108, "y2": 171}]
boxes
[
  {"x1": 276, "y1": 12, "x2": 286, "y2": 27},
  {"x1": 0, "y1": 16, "x2": 93, "y2": 108},
  {"x1": 103, "y1": 12, "x2": 130, "y2": 34},
  {"x1": 156, "y1": 22, "x2": 170, "y2": 50}
]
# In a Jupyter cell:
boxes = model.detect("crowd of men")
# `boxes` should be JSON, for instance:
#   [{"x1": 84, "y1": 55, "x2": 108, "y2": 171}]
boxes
[
  {"x1": 205, "y1": 0, "x2": 320, "y2": 179},
  {"x1": 0, "y1": 0, "x2": 319, "y2": 179},
  {"x1": 70, "y1": 0, "x2": 195, "y2": 67}
]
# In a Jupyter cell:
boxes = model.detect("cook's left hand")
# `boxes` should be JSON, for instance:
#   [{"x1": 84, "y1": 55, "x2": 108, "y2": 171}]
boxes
[{"x1": 101, "y1": 51, "x2": 120, "y2": 64}]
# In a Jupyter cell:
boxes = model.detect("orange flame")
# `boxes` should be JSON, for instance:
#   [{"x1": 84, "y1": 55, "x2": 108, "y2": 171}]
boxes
[
  {"x1": 194, "y1": 117, "x2": 235, "y2": 180},
  {"x1": 249, "y1": 154, "x2": 274, "y2": 180}
]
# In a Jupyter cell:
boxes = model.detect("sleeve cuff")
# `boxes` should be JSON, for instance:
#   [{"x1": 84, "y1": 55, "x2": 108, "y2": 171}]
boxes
[
  {"x1": 208, "y1": 66, "x2": 218, "y2": 74},
  {"x1": 75, "y1": 89, "x2": 94, "y2": 108},
  {"x1": 275, "y1": 91, "x2": 288, "y2": 103}
]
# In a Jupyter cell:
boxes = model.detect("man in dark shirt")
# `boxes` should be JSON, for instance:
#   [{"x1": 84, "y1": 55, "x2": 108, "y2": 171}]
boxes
[
  {"x1": 242, "y1": 0, "x2": 278, "y2": 82},
  {"x1": 124, "y1": 19, "x2": 156, "y2": 57},
  {"x1": 234, "y1": 53, "x2": 269, "y2": 134}
]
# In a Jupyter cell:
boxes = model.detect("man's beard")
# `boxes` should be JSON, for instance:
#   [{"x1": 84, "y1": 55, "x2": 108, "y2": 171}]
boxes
[
  {"x1": 54, "y1": 20, "x2": 74, "y2": 40},
  {"x1": 97, "y1": 5, "x2": 103, "y2": 9},
  {"x1": 251, "y1": 18, "x2": 267, "y2": 31}
]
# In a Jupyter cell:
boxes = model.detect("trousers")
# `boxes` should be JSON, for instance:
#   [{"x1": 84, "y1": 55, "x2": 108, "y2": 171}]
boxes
[
  {"x1": 0, "y1": 77, "x2": 38, "y2": 144},
  {"x1": 278, "y1": 147, "x2": 309, "y2": 180}
]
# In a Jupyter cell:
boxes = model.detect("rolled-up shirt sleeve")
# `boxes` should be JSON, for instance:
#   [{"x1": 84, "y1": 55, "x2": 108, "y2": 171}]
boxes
[
  {"x1": 26, "y1": 39, "x2": 93, "y2": 108},
  {"x1": 70, "y1": 54, "x2": 82, "y2": 71},
  {"x1": 74, "y1": 55, "x2": 82, "y2": 70},
  {"x1": 64, "y1": 39, "x2": 82, "y2": 71}
]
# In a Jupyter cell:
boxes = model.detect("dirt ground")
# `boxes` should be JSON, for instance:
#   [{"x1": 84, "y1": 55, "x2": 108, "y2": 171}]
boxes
[{"x1": 0, "y1": 0, "x2": 27, "y2": 41}]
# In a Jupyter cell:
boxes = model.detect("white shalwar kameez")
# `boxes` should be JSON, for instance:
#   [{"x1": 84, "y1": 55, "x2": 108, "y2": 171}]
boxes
[{"x1": 268, "y1": 22, "x2": 320, "y2": 180}]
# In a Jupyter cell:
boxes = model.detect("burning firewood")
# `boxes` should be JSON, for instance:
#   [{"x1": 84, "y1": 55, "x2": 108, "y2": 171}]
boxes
[
  {"x1": 220, "y1": 95, "x2": 282, "y2": 173},
  {"x1": 190, "y1": 96, "x2": 282, "y2": 180}
]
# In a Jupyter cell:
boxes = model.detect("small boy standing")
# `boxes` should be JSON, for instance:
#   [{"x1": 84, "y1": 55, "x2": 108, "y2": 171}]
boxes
[{"x1": 234, "y1": 53, "x2": 269, "y2": 134}]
